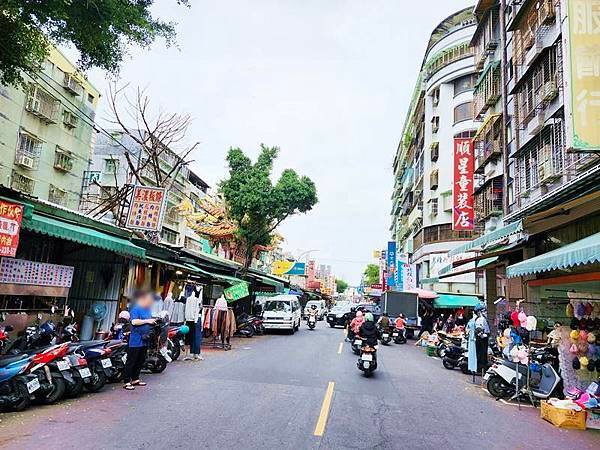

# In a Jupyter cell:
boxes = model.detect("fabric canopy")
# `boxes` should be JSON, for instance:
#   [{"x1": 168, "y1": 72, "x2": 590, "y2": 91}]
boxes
[
  {"x1": 189, "y1": 264, "x2": 246, "y2": 286},
  {"x1": 145, "y1": 256, "x2": 194, "y2": 273},
  {"x1": 506, "y1": 232, "x2": 600, "y2": 278},
  {"x1": 406, "y1": 287, "x2": 438, "y2": 299},
  {"x1": 448, "y1": 220, "x2": 523, "y2": 257},
  {"x1": 251, "y1": 274, "x2": 284, "y2": 292},
  {"x1": 23, "y1": 213, "x2": 145, "y2": 259},
  {"x1": 434, "y1": 294, "x2": 481, "y2": 309}
]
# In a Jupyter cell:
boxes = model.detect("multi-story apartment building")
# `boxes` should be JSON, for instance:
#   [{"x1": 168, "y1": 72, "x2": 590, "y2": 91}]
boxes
[
  {"x1": 0, "y1": 48, "x2": 99, "y2": 210},
  {"x1": 82, "y1": 129, "x2": 211, "y2": 250},
  {"x1": 391, "y1": 8, "x2": 481, "y2": 294},
  {"x1": 444, "y1": 0, "x2": 600, "y2": 326}
]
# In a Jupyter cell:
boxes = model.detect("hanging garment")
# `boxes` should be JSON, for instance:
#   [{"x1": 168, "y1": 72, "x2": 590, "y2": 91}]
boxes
[
  {"x1": 163, "y1": 293, "x2": 175, "y2": 319},
  {"x1": 151, "y1": 293, "x2": 164, "y2": 317},
  {"x1": 170, "y1": 296, "x2": 186, "y2": 324},
  {"x1": 215, "y1": 296, "x2": 228, "y2": 311},
  {"x1": 466, "y1": 317, "x2": 477, "y2": 373},
  {"x1": 184, "y1": 291, "x2": 201, "y2": 322}
]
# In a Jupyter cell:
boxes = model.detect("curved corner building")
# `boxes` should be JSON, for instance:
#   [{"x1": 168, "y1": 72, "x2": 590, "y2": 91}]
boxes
[{"x1": 391, "y1": 8, "x2": 480, "y2": 294}]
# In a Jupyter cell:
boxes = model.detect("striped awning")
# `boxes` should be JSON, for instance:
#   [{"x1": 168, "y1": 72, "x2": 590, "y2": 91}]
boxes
[
  {"x1": 448, "y1": 220, "x2": 524, "y2": 257},
  {"x1": 506, "y1": 232, "x2": 600, "y2": 278}
]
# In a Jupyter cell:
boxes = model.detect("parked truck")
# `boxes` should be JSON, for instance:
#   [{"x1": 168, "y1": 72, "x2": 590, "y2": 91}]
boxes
[{"x1": 381, "y1": 291, "x2": 420, "y2": 338}]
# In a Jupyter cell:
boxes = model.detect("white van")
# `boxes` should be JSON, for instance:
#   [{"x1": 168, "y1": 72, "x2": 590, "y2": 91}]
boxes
[{"x1": 262, "y1": 295, "x2": 302, "y2": 334}]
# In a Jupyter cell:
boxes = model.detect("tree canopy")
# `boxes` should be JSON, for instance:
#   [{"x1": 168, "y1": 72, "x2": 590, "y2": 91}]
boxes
[
  {"x1": 220, "y1": 144, "x2": 318, "y2": 268},
  {"x1": 0, "y1": 0, "x2": 189, "y2": 86},
  {"x1": 363, "y1": 264, "x2": 380, "y2": 286},
  {"x1": 335, "y1": 279, "x2": 348, "y2": 294}
]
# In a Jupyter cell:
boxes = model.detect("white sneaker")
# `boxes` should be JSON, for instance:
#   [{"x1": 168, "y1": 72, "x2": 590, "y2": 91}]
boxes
[
  {"x1": 183, "y1": 356, "x2": 193, "y2": 361},
  {"x1": 193, "y1": 354, "x2": 204, "y2": 361}
]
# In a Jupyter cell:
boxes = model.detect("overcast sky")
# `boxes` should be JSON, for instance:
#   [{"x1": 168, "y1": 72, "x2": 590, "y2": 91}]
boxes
[{"x1": 85, "y1": 0, "x2": 473, "y2": 285}]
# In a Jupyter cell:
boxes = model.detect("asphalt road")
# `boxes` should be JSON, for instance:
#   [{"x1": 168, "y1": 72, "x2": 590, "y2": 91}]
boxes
[{"x1": 1, "y1": 323, "x2": 599, "y2": 449}]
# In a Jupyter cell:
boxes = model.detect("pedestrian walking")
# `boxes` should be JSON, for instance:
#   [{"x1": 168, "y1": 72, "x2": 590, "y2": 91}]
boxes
[{"x1": 123, "y1": 290, "x2": 156, "y2": 391}]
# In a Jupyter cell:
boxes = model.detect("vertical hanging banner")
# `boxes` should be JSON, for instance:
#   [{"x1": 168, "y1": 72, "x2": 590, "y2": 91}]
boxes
[
  {"x1": 565, "y1": 0, "x2": 600, "y2": 151},
  {"x1": 386, "y1": 241, "x2": 396, "y2": 289},
  {"x1": 126, "y1": 186, "x2": 167, "y2": 231},
  {"x1": 452, "y1": 138, "x2": 474, "y2": 230},
  {"x1": 0, "y1": 201, "x2": 23, "y2": 257}
]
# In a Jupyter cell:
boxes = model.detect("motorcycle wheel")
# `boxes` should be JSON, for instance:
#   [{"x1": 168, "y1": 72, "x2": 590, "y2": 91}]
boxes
[
  {"x1": 245, "y1": 327, "x2": 255, "y2": 338},
  {"x1": 442, "y1": 357, "x2": 456, "y2": 370},
  {"x1": 487, "y1": 375, "x2": 513, "y2": 399},
  {"x1": 85, "y1": 368, "x2": 106, "y2": 393},
  {"x1": 10, "y1": 381, "x2": 31, "y2": 412},
  {"x1": 109, "y1": 369, "x2": 124, "y2": 383},
  {"x1": 329, "y1": 323, "x2": 335, "y2": 328},
  {"x1": 170, "y1": 342, "x2": 181, "y2": 361},
  {"x1": 36, "y1": 372, "x2": 66, "y2": 405},
  {"x1": 65, "y1": 375, "x2": 85, "y2": 398},
  {"x1": 151, "y1": 356, "x2": 168, "y2": 373}
]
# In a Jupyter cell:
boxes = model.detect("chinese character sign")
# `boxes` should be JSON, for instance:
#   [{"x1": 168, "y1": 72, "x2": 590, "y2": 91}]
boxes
[
  {"x1": 0, "y1": 201, "x2": 23, "y2": 257},
  {"x1": 386, "y1": 241, "x2": 396, "y2": 288},
  {"x1": 452, "y1": 138, "x2": 474, "y2": 231},
  {"x1": 567, "y1": 0, "x2": 600, "y2": 151},
  {"x1": 126, "y1": 186, "x2": 167, "y2": 231},
  {"x1": 0, "y1": 258, "x2": 74, "y2": 287}
]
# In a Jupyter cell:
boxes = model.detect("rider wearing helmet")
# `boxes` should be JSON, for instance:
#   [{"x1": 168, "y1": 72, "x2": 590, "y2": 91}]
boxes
[
  {"x1": 307, "y1": 304, "x2": 318, "y2": 319},
  {"x1": 358, "y1": 313, "x2": 380, "y2": 347}
]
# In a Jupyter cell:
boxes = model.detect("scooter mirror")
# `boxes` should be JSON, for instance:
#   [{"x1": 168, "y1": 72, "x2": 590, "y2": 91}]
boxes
[{"x1": 51, "y1": 305, "x2": 56, "y2": 314}]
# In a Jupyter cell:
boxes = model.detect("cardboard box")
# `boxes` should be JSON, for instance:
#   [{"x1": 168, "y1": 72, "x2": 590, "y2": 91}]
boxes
[
  {"x1": 586, "y1": 409, "x2": 600, "y2": 430},
  {"x1": 540, "y1": 401, "x2": 586, "y2": 430}
]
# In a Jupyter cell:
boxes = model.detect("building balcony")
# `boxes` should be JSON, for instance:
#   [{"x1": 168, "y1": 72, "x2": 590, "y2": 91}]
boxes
[
  {"x1": 15, "y1": 133, "x2": 42, "y2": 170},
  {"x1": 474, "y1": 177, "x2": 503, "y2": 222},
  {"x1": 11, "y1": 171, "x2": 35, "y2": 195},
  {"x1": 63, "y1": 73, "x2": 84, "y2": 97},
  {"x1": 473, "y1": 62, "x2": 501, "y2": 119},
  {"x1": 26, "y1": 85, "x2": 59, "y2": 123},
  {"x1": 54, "y1": 148, "x2": 74, "y2": 172}
]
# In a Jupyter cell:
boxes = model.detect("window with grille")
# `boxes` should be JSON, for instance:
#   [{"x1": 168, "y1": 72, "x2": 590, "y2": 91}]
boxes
[
  {"x1": 48, "y1": 185, "x2": 68, "y2": 206},
  {"x1": 454, "y1": 74, "x2": 477, "y2": 96},
  {"x1": 428, "y1": 198, "x2": 439, "y2": 216},
  {"x1": 15, "y1": 133, "x2": 42, "y2": 169},
  {"x1": 431, "y1": 116, "x2": 440, "y2": 133},
  {"x1": 104, "y1": 158, "x2": 119, "y2": 174},
  {"x1": 475, "y1": 177, "x2": 503, "y2": 221},
  {"x1": 26, "y1": 85, "x2": 59, "y2": 123},
  {"x1": 429, "y1": 169, "x2": 439, "y2": 190},
  {"x1": 11, "y1": 171, "x2": 35, "y2": 194},
  {"x1": 454, "y1": 102, "x2": 473, "y2": 124},
  {"x1": 161, "y1": 228, "x2": 179, "y2": 245},
  {"x1": 54, "y1": 148, "x2": 74, "y2": 172}
]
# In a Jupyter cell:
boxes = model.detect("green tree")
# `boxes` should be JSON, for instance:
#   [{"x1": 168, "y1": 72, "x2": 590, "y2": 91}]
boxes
[
  {"x1": 363, "y1": 264, "x2": 379, "y2": 286},
  {"x1": 0, "y1": 0, "x2": 190, "y2": 86},
  {"x1": 335, "y1": 279, "x2": 348, "y2": 294},
  {"x1": 220, "y1": 144, "x2": 318, "y2": 269}
]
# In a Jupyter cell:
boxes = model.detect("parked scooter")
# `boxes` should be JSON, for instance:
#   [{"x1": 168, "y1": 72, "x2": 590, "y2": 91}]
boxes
[
  {"x1": 484, "y1": 345, "x2": 561, "y2": 401},
  {"x1": 393, "y1": 328, "x2": 407, "y2": 344},
  {"x1": 234, "y1": 313, "x2": 255, "y2": 338},
  {"x1": 436, "y1": 331, "x2": 463, "y2": 358},
  {"x1": 0, "y1": 353, "x2": 38, "y2": 411},
  {"x1": 357, "y1": 344, "x2": 378, "y2": 377},
  {"x1": 27, "y1": 343, "x2": 70, "y2": 405},
  {"x1": 142, "y1": 317, "x2": 171, "y2": 373},
  {"x1": 166, "y1": 324, "x2": 189, "y2": 361},
  {"x1": 442, "y1": 344, "x2": 470, "y2": 374},
  {"x1": 250, "y1": 316, "x2": 265, "y2": 335}
]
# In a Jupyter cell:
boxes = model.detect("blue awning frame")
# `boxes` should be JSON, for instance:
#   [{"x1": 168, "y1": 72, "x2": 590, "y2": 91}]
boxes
[
  {"x1": 506, "y1": 232, "x2": 600, "y2": 278},
  {"x1": 448, "y1": 220, "x2": 524, "y2": 257}
]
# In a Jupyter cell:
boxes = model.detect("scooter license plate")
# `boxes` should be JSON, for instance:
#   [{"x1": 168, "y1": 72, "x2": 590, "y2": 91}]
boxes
[
  {"x1": 354, "y1": 340, "x2": 362, "y2": 346},
  {"x1": 121, "y1": 354, "x2": 127, "y2": 364},
  {"x1": 483, "y1": 373, "x2": 491, "y2": 381},
  {"x1": 27, "y1": 378, "x2": 40, "y2": 394},
  {"x1": 57, "y1": 360, "x2": 70, "y2": 371},
  {"x1": 179, "y1": 339, "x2": 185, "y2": 347},
  {"x1": 393, "y1": 333, "x2": 398, "y2": 337},
  {"x1": 100, "y1": 358, "x2": 112, "y2": 368},
  {"x1": 361, "y1": 354, "x2": 373, "y2": 362},
  {"x1": 382, "y1": 334, "x2": 389, "y2": 338},
  {"x1": 363, "y1": 361, "x2": 370, "y2": 369},
  {"x1": 79, "y1": 367, "x2": 92, "y2": 378},
  {"x1": 160, "y1": 347, "x2": 172, "y2": 362}
]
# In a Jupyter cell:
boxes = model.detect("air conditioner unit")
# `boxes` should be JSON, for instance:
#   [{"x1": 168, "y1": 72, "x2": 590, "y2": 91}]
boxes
[
  {"x1": 16, "y1": 153, "x2": 35, "y2": 169},
  {"x1": 540, "y1": 80, "x2": 558, "y2": 102},
  {"x1": 538, "y1": 160, "x2": 560, "y2": 184}
]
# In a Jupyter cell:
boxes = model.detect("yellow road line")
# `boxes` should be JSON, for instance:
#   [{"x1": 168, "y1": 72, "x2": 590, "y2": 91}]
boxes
[
  {"x1": 314, "y1": 382, "x2": 335, "y2": 437},
  {"x1": 337, "y1": 342, "x2": 343, "y2": 354}
]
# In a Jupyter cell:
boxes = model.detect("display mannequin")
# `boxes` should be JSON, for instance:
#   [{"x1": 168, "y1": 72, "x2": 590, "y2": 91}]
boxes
[
  {"x1": 466, "y1": 312, "x2": 478, "y2": 373},
  {"x1": 183, "y1": 286, "x2": 203, "y2": 361}
]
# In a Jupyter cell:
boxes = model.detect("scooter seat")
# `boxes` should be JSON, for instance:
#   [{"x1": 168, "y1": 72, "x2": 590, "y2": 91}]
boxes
[
  {"x1": 500, "y1": 360, "x2": 529, "y2": 376},
  {"x1": 0, "y1": 353, "x2": 29, "y2": 367},
  {"x1": 77, "y1": 340, "x2": 108, "y2": 349}
]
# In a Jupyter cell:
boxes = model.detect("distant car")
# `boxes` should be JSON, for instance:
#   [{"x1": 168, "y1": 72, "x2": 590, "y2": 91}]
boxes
[
  {"x1": 326, "y1": 303, "x2": 352, "y2": 328},
  {"x1": 303, "y1": 300, "x2": 327, "y2": 320}
]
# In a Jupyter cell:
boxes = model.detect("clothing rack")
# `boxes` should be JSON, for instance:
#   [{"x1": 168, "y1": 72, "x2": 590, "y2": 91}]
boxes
[{"x1": 201, "y1": 305, "x2": 233, "y2": 351}]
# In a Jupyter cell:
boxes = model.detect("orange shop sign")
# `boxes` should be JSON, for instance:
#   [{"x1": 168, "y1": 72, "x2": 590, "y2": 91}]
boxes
[{"x1": 0, "y1": 200, "x2": 23, "y2": 257}]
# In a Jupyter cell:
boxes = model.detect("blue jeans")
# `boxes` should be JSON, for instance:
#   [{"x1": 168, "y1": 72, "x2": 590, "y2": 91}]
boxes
[{"x1": 192, "y1": 317, "x2": 203, "y2": 354}]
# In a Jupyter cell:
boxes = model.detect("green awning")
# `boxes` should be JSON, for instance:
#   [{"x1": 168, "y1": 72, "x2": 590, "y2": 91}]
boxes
[
  {"x1": 145, "y1": 256, "x2": 195, "y2": 273},
  {"x1": 189, "y1": 265, "x2": 246, "y2": 286},
  {"x1": 419, "y1": 277, "x2": 439, "y2": 284},
  {"x1": 434, "y1": 294, "x2": 482, "y2": 309},
  {"x1": 477, "y1": 256, "x2": 499, "y2": 268},
  {"x1": 506, "y1": 232, "x2": 600, "y2": 278},
  {"x1": 252, "y1": 274, "x2": 284, "y2": 292},
  {"x1": 449, "y1": 220, "x2": 524, "y2": 257},
  {"x1": 23, "y1": 213, "x2": 145, "y2": 259}
]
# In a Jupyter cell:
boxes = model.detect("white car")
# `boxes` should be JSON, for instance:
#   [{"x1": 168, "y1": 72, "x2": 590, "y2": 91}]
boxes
[
  {"x1": 262, "y1": 295, "x2": 302, "y2": 334},
  {"x1": 303, "y1": 300, "x2": 327, "y2": 320}
]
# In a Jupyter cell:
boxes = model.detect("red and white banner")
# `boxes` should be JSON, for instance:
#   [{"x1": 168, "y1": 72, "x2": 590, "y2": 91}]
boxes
[
  {"x1": 452, "y1": 138, "x2": 474, "y2": 231},
  {"x1": 0, "y1": 200, "x2": 23, "y2": 257}
]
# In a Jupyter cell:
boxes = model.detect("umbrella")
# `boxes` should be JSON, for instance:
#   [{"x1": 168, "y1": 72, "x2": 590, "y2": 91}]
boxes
[{"x1": 406, "y1": 287, "x2": 438, "y2": 299}]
